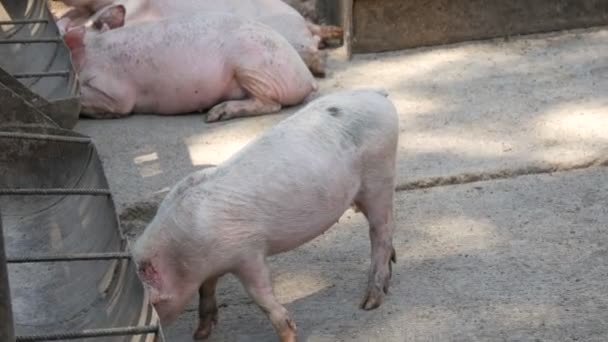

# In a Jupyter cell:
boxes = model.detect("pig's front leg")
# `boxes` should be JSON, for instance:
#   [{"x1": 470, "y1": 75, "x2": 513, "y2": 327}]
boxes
[
  {"x1": 193, "y1": 277, "x2": 219, "y2": 340},
  {"x1": 236, "y1": 255, "x2": 297, "y2": 342}
]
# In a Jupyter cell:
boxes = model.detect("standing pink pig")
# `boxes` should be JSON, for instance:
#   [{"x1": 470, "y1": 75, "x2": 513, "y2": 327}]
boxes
[
  {"x1": 63, "y1": 9, "x2": 317, "y2": 121},
  {"x1": 131, "y1": 89, "x2": 399, "y2": 341}
]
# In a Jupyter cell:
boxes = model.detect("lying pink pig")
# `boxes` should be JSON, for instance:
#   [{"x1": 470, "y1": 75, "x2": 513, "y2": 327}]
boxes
[{"x1": 63, "y1": 7, "x2": 317, "y2": 121}]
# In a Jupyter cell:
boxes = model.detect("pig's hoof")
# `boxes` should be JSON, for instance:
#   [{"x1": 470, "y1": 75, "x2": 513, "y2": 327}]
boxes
[
  {"x1": 360, "y1": 286, "x2": 385, "y2": 311},
  {"x1": 193, "y1": 327, "x2": 212, "y2": 340},
  {"x1": 205, "y1": 104, "x2": 230, "y2": 123},
  {"x1": 193, "y1": 321, "x2": 214, "y2": 340},
  {"x1": 279, "y1": 324, "x2": 297, "y2": 342},
  {"x1": 193, "y1": 312, "x2": 218, "y2": 340}
]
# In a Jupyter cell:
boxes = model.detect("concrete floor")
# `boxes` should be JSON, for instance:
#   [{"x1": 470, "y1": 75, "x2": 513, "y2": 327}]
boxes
[{"x1": 76, "y1": 26, "x2": 608, "y2": 341}]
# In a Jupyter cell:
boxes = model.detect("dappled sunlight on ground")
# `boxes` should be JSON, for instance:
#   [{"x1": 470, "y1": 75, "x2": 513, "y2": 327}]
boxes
[
  {"x1": 185, "y1": 133, "x2": 254, "y2": 166},
  {"x1": 403, "y1": 216, "x2": 501, "y2": 260},
  {"x1": 537, "y1": 104, "x2": 608, "y2": 143},
  {"x1": 133, "y1": 152, "x2": 162, "y2": 178},
  {"x1": 273, "y1": 270, "x2": 334, "y2": 303},
  {"x1": 398, "y1": 132, "x2": 516, "y2": 157}
]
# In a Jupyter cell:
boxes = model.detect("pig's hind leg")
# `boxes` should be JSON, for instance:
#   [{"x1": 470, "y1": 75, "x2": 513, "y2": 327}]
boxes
[
  {"x1": 204, "y1": 69, "x2": 282, "y2": 122},
  {"x1": 205, "y1": 98, "x2": 281, "y2": 123},
  {"x1": 355, "y1": 164, "x2": 397, "y2": 310},
  {"x1": 193, "y1": 277, "x2": 219, "y2": 340},
  {"x1": 235, "y1": 254, "x2": 297, "y2": 342}
]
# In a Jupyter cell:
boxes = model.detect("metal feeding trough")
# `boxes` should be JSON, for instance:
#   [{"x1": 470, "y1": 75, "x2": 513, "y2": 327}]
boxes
[
  {"x1": 0, "y1": 1, "x2": 165, "y2": 341},
  {"x1": 0, "y1": 0, "x2": 80, "y2": 129},
  {"x1": 0, "y1": 123, "x2": 165, "y2": 342}
]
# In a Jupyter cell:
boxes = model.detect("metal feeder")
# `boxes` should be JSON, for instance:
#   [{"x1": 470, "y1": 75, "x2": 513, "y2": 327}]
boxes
[
  {"x1": 0, "y1": 1, "x2": 166, "y2": 341},
  {"x1": 0, "y1": 122, "x2": 166, "y2": 342}
]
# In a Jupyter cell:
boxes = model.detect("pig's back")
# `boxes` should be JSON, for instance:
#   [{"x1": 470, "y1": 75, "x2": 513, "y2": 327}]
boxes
[{"x1": 207, "y1": 89, "x2": 398, "y2": 254}]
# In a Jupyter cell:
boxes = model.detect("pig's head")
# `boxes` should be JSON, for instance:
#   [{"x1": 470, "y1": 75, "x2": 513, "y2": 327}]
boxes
[
  {"x1": 62, "y1": 5, "x2": 127, "y2": 115},
  {"x1": 131, "y1": 220, "x2": 203, "y2": 324},
  {"x1": 136, "y1": 257, "x2": 198, "y2": 324}
]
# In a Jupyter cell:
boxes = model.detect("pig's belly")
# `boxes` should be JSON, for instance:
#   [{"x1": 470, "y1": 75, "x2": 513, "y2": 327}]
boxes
[
  {"x1": 257, "y1": 169, "x2": 361, "y2": 255},
  {"x1": 264, "y1": 194, "x2": 356, "y2": 255},
  {"x1": 130, "y1": 61, "x2": 246, "y2": 114}
]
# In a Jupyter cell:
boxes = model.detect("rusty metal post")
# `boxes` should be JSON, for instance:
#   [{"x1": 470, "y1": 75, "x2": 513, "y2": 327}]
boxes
[{"x1": 0, "y1": 208, "x2": 16, "y2": 342}]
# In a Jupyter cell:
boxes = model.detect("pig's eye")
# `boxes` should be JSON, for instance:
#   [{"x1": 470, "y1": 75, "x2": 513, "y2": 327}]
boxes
[{"x1": 93, "y1": 20, "x2": 103, "y2": 30}]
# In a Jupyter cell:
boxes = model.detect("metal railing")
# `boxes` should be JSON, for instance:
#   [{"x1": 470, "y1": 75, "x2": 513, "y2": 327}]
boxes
[
  {"x1": 0, "y1": 17, "x2": 68, "y2": 79},
  {"x1": 0, "y1": 209, "x2": 16, "y2": 342}
]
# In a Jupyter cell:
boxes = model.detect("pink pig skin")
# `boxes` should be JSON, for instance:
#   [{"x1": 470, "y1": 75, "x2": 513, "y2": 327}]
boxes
[{"x1": 131, "y1": 88, "x2": 399, "y2": 341}]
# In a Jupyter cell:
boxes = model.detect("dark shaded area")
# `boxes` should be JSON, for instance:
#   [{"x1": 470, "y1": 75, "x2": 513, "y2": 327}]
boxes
[{"x1": 351, "y1": 0, "x2": 608, "y2": 52}]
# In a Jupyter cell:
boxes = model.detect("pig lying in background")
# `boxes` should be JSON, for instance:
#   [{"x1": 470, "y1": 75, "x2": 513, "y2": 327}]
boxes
[
  {"x1": 131, "y1": 89, "x2": 399, "y2": 341},
  {"x1": 62, "y1": 9, "x2": 316, "y2": 121},
  {"x1": 55, "y1": 0, "x2": 342, "y2": 76}
]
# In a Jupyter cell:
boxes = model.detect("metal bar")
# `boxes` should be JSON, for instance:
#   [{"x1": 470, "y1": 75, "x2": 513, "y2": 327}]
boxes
[
  {"x1": 316, "y1": 0, "x2": 342, "y2": 25},
  {"x1": 0, "y1": 209, "x2": 16, "y2": 342},
  {"x1": 16, "y1": 325, "x2": 159, "y2": 341},
  {"x1": 12, "y1": 71, "x2": 70, "y2": 78},
  {"x1": 8, "y1": 252, "x2": 131, "y2": 263},
  {"x1": 0, "y1": 19, "x2": 48, "y2": 25},
  {"x1": 0, "y1": 38, "x2": 62, "y2": 44},
  {"x1": 0, "y1": 132, "x2": 91, "y2": 144},
  {"x1": 0, "y1": 189, "x2": 111, "y2": 196}
]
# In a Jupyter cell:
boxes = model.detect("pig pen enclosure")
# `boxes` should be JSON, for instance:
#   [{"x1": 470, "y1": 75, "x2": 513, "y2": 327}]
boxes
[{"x1": 2, "y1": 0, "x2": 608, "y2": 341}]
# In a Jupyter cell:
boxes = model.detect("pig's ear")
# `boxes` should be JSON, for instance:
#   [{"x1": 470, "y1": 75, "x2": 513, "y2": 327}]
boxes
[
  {"x1": 63, "y1": 26, "x2": 86, "y2": 69},
  {"x1": 63, "y1": 25, "x2": 85, "y2": 50},
  {"x1": 93, "y1": 4, "x2": 126, "y2": 31}
]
